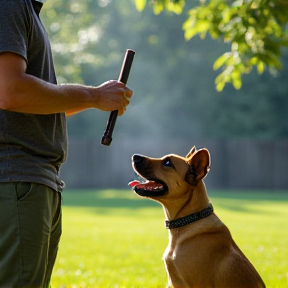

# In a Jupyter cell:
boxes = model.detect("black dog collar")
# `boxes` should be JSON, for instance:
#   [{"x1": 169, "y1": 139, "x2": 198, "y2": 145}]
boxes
[{"x1": 165, "y1": 203, "x2": 214, "y2": 229}]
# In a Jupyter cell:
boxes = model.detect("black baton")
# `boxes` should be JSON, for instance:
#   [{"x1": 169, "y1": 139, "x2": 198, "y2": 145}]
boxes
[{"x1": 101, "y1": 49, "x2": 135, "y2": 146}]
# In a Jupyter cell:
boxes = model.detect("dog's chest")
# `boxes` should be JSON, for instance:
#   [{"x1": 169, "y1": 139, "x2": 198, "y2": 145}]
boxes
[
  {"x1": 163, "y1": 235, "x2": 198, "y2": 271},
  {"x1": 163, "y1": 243, "x2": 182, "y2": 268},
  {"x1": 163, "y1": 244, "x2": 189, "y2": 287},
  {"x1": 164, "y1": 246, "x2": 176, "y2": 262}
]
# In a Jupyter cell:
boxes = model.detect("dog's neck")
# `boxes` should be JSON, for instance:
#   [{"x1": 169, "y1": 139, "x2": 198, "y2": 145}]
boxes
[
  {"x1": 161, "y1": 181, "x2": 210, "y2": 222},
  {"x1": 165, "y1": 203, "x2": 214, "y2": 229}
]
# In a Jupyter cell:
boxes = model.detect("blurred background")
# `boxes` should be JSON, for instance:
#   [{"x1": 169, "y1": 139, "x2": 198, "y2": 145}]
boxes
[{"x1": 41, "y1": 0, "x2": 288, "y2": 190}]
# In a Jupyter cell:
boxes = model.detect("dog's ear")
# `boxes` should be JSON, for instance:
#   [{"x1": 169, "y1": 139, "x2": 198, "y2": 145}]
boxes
[
  {"x1": 185, "y1": 146, "x2": 196, "y2": 159},
  {"x1": 185, "y1": 149, "x2": 210, "y2": 186}
]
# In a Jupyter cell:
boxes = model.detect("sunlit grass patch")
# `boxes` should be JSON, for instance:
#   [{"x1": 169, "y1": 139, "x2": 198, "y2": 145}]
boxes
[{"x1": 52, "y1": 189, "x2": 288, "y2": 288}]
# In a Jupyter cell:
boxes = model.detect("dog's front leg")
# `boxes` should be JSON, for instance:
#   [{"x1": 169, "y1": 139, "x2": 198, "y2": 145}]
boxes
[{"x1": 164, "y1": 252, "x2": 187, "y2": 288}]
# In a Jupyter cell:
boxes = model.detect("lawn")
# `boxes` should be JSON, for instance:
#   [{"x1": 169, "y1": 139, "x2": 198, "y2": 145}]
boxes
[{"x1": 51, "y1": 189, "x2": 288, "y2": 288}]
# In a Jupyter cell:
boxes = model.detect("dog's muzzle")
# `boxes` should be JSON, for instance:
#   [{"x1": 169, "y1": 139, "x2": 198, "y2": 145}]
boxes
[{"x1": 130, "y1": 154, "x2": 168, "y2": 197}]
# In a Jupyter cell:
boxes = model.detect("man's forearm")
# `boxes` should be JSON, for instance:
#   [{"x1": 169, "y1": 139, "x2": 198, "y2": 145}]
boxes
[{"x1": 0, "y1": 73, "x2": 95, "y2": 115}]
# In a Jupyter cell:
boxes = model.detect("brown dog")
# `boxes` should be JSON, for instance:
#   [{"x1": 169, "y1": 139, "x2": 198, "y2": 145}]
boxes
[{"x1": 129, "y1": 146, "x2": 265, "y2": 288}]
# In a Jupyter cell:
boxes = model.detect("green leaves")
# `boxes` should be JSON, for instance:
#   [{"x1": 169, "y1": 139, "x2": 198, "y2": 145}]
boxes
[
  {"x1": 214, "y1": 51, "x2": 247, "y2": 91},
  {"x1": 135, "y1": 0, "x2": 146, "y2": 11},
  {"x1": 135, "y1": 0, "x2": 288, "y2": 91},
  {"x1": 134, "y1": 0, "x2": 185, "y2": 14},
  {"x1": 183, "y1": 0, "x2": 288, "y2": 90}
]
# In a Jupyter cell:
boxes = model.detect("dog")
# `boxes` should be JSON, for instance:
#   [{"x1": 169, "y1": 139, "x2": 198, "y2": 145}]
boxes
[{"x1": 129, "y1": 146, "x2": 265, "y2": 288}]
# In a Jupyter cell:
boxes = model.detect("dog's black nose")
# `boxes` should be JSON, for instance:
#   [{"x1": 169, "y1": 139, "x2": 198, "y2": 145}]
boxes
[{"x1": 132, "y1": 154, "x2": 144, "y2": 163}]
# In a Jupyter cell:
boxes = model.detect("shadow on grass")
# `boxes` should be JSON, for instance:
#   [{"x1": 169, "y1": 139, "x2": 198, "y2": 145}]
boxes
[
  {"x1": 62, "y1": 189, "x2": 160, "y2": 209},
  {"x1": 208, "y1": 190, "x2": 288, "y2": 215},
  {"x1": 208, "y1": 190, "x2": 288, "y2": 201},
  {"x1": 62, "y1": 189, "x2": 288, "y2": 214}
]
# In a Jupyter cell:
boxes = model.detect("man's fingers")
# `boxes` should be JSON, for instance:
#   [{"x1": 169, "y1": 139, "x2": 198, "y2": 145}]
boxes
[
  {"x1": 117, "y1": 103, "x2": 125, "y2": 116},
  {"x1": 125, "y1": 86, "x2": 133, "y2": 98},
  {"x1": 121, "y1": 86, "x2": 132, "y2": 108},
  {"x1": 124, "y1": 92, "x2": 130, "y2": 101}
]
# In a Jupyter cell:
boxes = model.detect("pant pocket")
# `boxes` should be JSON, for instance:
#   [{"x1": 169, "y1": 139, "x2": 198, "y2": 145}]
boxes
[{"x1": 15, "y1": 182, "x2": 33, "y2": 201}]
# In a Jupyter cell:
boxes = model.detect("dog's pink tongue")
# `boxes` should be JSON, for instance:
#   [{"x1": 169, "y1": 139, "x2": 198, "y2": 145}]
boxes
[{"x1": 128, "y1": 180, "x2": 140, "y2": 188}]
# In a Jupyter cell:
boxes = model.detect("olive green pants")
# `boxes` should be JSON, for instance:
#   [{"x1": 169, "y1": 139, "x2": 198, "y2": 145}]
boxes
[{"x1": 0, "y1": 183, "x2": 62, "y2": 288}]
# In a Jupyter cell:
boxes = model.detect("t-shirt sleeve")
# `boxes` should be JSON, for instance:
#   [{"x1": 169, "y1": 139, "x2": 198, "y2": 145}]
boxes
[{"x1": 0, "y1": 0, "x2": 29, "y2": 62}]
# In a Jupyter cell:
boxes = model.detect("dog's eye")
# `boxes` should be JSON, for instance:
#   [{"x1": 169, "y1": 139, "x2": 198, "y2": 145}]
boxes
[{"x1": 163, "y1": 158, "x2": 172, "y2": 167}]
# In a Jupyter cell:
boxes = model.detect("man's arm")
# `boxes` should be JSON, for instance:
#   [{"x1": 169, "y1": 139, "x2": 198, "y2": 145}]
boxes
[{"x1": 0, "y1": 52, "x2": 132, "y2": 116}]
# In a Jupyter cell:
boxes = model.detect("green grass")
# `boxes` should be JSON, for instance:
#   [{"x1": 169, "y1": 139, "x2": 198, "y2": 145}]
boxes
[{"x1": 52, "y1": 189, "x2": 288, "y2": 288}]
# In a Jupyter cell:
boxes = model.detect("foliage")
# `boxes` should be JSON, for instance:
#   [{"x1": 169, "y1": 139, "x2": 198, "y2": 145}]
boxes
[
  {"x1": 135, "y1": 0, "x2": 288, "y2": 91},
  {"x1": 51, "y1": 189, "x2": 288, "y2": 287},
  {"x1": 135, "y1": 0, "x2": 185, "y2": 14}
]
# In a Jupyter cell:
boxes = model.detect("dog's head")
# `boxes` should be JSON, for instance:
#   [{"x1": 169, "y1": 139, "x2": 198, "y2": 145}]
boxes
[{"x1": 129, "y1": 146, "x2": 210, "y2": 199}]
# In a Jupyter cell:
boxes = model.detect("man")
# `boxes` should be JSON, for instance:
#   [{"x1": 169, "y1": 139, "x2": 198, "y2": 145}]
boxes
[{"x1": 0, "y1": 0, "x2": 133, "y2": 287}]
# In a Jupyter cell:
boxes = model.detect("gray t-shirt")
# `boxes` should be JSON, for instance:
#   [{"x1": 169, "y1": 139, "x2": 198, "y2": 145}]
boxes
[{"x1": 0, "y1": 0, "x2": 67, "y2": 192}]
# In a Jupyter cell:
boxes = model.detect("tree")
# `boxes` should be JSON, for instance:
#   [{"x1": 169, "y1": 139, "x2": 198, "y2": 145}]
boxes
[
  {"x1": 134, "y1": 0, "x2": 288, "y2": 91},
  {"x1": 41, "y1": 0, "x2": 288, "y2": 140}
]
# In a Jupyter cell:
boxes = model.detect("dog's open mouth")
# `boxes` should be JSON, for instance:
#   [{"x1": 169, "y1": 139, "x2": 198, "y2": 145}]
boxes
[{"x1": 128, "y1": 178, "x2": 168, "y2": 197}]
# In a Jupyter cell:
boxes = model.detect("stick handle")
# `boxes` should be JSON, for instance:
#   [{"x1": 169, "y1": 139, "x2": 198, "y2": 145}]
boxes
[{"x1": 101, "y1": 49, "x2": 135, "y2": 146}]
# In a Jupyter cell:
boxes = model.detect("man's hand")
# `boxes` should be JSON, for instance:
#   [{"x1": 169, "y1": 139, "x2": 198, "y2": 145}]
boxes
[{"x1": 93, "y1": 80, "x2": 133, "y2": 116}]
